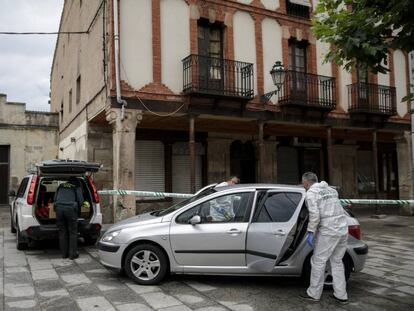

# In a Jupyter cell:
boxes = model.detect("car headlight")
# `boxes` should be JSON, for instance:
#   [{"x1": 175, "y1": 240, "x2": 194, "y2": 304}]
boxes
[{"x1": 101, "y1": 230, "x2": 122, "y2": 242}]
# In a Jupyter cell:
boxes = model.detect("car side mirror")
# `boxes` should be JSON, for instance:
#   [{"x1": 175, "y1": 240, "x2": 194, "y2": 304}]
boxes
[
  {"x1": 189, "y1": 215, "x2": 201, "y2": 225},
  {"x1": 9, "y1": 190, "x2": 16, "y2": 197}
]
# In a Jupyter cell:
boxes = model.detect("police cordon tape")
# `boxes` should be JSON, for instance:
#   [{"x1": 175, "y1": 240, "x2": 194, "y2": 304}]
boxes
[
  {"x1": 98, "y1": 189, "x2": 193, "y2": 199},
  {"x1": 97, "y1": 189, "x2": 414, "y2": 205}
]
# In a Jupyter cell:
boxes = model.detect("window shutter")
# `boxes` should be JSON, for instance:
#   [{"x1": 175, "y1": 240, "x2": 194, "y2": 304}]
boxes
[
  {"x1": 172, "y1": 142, "x2": 203, "y2": 195},
  {"x1": 135, "y1": 141, "x2": 165, "y2": 196}
]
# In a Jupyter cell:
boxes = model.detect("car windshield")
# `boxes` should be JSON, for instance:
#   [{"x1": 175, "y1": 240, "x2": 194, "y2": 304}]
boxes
[{"x1": 155, "y1": 187, "x2": 216, "y2": 217}]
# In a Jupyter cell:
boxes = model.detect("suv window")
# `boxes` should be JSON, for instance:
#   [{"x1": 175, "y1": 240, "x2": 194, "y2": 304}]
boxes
[
  {"x1": 17, "y1": 177, "x2": 29, "y2": 198},
  {"x1": 176, "y1": 192, "x2": 252, "y2": 224},
  {"x1": 255, "y1": 192, "x2": 302, "y2": 223}
]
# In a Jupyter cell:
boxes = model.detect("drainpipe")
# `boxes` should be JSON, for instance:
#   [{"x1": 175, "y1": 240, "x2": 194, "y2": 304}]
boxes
[{"x1": 113, "y1": 0, "x2": 127, "y2": 120}]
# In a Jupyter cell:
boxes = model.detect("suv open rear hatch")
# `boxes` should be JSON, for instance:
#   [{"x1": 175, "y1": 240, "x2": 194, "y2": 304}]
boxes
[{"x1": 37, "y1": 160, "x2": 101, "y2": 176}]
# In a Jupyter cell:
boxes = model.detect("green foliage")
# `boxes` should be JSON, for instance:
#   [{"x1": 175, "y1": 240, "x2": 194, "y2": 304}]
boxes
[{"x1": 313, "y1": 0, "x2": 414, "y2": 74}]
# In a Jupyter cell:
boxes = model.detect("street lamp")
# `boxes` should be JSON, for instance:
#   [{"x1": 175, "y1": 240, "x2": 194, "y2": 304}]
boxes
[{"x1": 261, "y1": 61, "x2": 286, "y2": 103}]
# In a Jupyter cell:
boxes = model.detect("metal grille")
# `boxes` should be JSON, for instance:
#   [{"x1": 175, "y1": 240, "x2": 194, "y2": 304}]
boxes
[
  {"x1": 286, "y1": 0, "x2": 310, "y2": 19},
  {"x1": 182, "y1": 54, "x2": 254, "y2": 100},
  {"x1": 348, "y1": 83, "x2": 397, "y2": 116},
  {"x1": 276, "y1": 70, "x2": 336, "y2": 110}
]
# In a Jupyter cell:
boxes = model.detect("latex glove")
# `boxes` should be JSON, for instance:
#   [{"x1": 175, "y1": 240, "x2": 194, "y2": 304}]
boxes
[{"x1": 306, "y1": 232, "x2": 315, "y2": 248}]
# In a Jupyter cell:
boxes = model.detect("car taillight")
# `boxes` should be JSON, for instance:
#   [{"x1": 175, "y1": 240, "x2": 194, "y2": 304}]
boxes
[
  {"x1": 94, "y1": 224, "x2": 101, "y2": 232},
  {"x1": 27, "y1": 175, "x2": 38, "y2": 205},
  {"x1": 87, "y1": 176, "x2": 100, "y2": 203},
  {"x1": 348, "y1": 225, "x2": 361, "y2": 240}
]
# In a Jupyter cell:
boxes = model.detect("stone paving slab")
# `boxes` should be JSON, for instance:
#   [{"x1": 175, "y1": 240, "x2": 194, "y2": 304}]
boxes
[{"x1": 1, "y1": 209, "x2": 414, "y2": 311}]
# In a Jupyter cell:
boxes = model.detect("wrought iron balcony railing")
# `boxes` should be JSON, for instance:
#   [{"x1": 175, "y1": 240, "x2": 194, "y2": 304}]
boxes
[
  {"x1": 182, "y1": 54, "x2": 254, "y2": 100},
  {"x1": 348, "y1": 83, "x2": 396, "y2": 116},
  {"x1": 286, "y1": 0, "x2": 310, "y2": 19},
  {"x1": 273, "y1": 70, "x2": 336, "y2": 110}
]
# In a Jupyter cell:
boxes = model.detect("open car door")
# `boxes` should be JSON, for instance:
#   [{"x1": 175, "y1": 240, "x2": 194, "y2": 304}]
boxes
[
  {"x1": 37, "y1": 160, "x2": 101, "y2": 176},
  {"x1": 245, "y1": 190, "x2": 305, "y2": 272}
]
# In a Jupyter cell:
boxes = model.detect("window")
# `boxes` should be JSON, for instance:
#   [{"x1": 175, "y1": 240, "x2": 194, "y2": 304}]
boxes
[
  {"x1": 255, "y1": 192, "x2": 302, "y2": 223},
  {"x1": 198, "y1": 22, "x2": 224, "y2": 87},
  {"x1": 286, "y1": 0, "x2": 311, "y2": 19},
  {"x1": 76, "y1": 75, "x2": 81, "y2": 105},
  {"x1": 176, "y1": 193, "x2": 251, "y2": 224},
  {"x1": 68, "y1": 89, "x2": 72, "y2": 113},
  {"x1": 135, "y1": 140, "x2": 165, "y2": 197},
  {"x1": 289, "y1": 40, "x2": 307, "y2": 73},
  {"x1": 60, "y1": 101, "x2": 64, "y2": 122},
  {"x1": 17, "y1": 177, "x2": 29, "y2": 198}
]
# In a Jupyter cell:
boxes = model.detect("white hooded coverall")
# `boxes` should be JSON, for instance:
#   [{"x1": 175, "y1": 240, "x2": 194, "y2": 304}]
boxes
[{"x1": 305, "y1": 181, "x2": 348, "y2": 300}]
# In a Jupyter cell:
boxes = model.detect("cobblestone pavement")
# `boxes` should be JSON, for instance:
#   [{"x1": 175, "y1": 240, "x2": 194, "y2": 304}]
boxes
[{"x1": 1, "y1": 208, "x2": 414, "y2": 311}]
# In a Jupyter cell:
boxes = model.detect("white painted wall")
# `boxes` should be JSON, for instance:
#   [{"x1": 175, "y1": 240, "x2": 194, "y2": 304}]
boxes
[
  {"x1": 394, "y1": 50, "x2": 408, "y2": 117},
  {"x1": 234, "y1": 11, "x2": 257, "y2": 95},
  {"x1": 339, "y1": 68, "x2": 352, "y2": 111},
  {"x1": 262, "y1": 18, "x2": 283, "y2": 94},
  {"x1": 120, "y1": 0, "x2": 153, "y2": 90},
  {"x1": 59, "y1": 121, "x2": 88, "y2": 160},
  {"x1": 261, "y1": 0, "x2": 280, "y2": 10},
  {"x1": 316, "y1": 41, "x2": 332, "y2": 77},
  {"x1": 236, "y1": 0, "x2": 251, "y2": 4},
  {"x1": 160, "y1": 0, "x2": 190, "y2": 93}
]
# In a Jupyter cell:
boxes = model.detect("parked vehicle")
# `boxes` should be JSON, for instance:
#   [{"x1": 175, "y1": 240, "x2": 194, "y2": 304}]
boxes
[
  {"x1": 99, "y1": 184, "x2": 368, "y2": 285},
  {"x1": 10, "y1": 160, "x2": 102, "y2": 250}
]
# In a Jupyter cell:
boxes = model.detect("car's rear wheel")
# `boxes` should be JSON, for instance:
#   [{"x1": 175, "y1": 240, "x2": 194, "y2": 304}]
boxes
[
  {"x1": 124, "y1": 244, "x2": 168, "y2": 285},
  {"x1": 16, "y1": 222, "x2": 28, "y2": 250},
  {"x1": 303, "y1": 254, "x2": 351, "y2": 287}
]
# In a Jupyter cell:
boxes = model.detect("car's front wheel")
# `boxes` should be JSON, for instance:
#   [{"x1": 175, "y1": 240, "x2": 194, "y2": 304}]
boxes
[{"x1": 124, "y1": 244, "x2": 168, "y2": 285}]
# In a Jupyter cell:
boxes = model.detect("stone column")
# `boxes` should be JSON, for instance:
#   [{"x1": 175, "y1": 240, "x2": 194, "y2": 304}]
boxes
[
  {"x1": 262, "y1": 139, "x2": 278, "y2": 183},
  {"x1": 106, "y1": 108, "x2": 143, "y2": 221},
  {"x1": 396, "y1": 131, "x2": 413, "y2": 215},
  {"x1": 258, "y1": 122, "x2": 265, "y2": 182}
]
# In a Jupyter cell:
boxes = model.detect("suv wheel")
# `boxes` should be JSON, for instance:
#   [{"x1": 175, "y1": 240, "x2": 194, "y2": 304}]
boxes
[
  {"x1": 16, "y1": 222, "x2": 28, "y2": 250},
  {"x1": 10, "y1": 216, "x2": 16, "y2": 234},
  {"x1": 83, "y1": 237, "x2": 97, "y2": 246},
  {"x1": 124, "y1": 244, "x2": 168, "y2": 285}
]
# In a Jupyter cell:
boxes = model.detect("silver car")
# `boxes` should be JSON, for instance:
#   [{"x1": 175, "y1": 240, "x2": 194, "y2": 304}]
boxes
[{"x1": 99, "y1": 184, "x2": 368, "y2": 285}]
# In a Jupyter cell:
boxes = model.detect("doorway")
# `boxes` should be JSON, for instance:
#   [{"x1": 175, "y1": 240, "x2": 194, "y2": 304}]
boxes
[
  {"x1": 0, "y1": 145, "x2": 10, "y2": 206},
  {"x1": 230, "y1": 141, "x2": 256, "y2": 183}
]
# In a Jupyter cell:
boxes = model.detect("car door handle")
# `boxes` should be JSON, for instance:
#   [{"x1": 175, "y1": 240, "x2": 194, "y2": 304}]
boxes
[
  {"x1": 226, "y1": 229, "x2": 242, "y2": 235},
  {"x1": 273, "y1": 229, "x2": 286, "y2": 236}
]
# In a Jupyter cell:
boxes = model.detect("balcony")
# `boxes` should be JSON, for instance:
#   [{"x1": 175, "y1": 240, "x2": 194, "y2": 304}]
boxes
[
  {"x1": 348, "y1": 83, "x2": 396, "y2": 116},
  {"x1": 286, "y1": 0, "x2": 310, "y2": 19},
  {"x1": 274, "y1": 71, "x2": 336, "y2": 111},
  {"x1": 182, "y1": 54, "x2": 254, "y2": 100}
]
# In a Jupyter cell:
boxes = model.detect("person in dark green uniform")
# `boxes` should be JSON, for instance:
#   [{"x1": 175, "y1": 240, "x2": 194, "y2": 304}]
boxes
[{"x1": 54, "y1": 177, "x2": 84, "y2": 259}]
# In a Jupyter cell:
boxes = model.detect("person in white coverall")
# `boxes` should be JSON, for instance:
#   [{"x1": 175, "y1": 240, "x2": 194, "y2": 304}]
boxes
[{"x1": 300, "y1": 172, "x2": 349, "y2": 304}]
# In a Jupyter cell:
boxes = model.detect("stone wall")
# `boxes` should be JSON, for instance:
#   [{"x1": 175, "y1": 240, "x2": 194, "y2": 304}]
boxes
[
  {"x1": 87, "y1": 123, "x2": 114, "y2": 223},
  {"x1": 0, "y1": 94, "x2": 59, "y2": 192}
]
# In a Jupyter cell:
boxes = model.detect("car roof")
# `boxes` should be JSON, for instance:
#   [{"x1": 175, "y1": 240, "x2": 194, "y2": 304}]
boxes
[{"x1": 214, "y1": 183, "x2": 305, "y2": 193}]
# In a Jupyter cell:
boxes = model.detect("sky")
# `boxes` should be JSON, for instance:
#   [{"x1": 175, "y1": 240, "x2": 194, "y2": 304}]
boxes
[{"x1": 0, "y1": 0, "x2": 64, "y2": 111}]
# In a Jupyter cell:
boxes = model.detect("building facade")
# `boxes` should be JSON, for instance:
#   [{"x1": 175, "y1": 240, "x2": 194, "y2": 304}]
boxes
[
  {"x1": 0, "y1": 94, "x2": 59, "y2": 207},
  {"x1": 51, "y1": 0, "x2": 413, "y2": 222}
]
